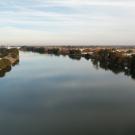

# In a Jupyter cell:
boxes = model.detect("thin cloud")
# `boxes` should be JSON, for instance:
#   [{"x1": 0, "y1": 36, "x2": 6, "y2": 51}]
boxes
[{"x1": 0, "y1": 0, "x2": 135, "y2": 45}]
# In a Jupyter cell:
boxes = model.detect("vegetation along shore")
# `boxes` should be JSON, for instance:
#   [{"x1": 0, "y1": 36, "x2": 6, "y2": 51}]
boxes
[
  {"x1": 20, "y1": 46, "x2": 135, "y2": 79},
  {"x1": 0, "y1": 48, "x2": 19, "y2": 77}
]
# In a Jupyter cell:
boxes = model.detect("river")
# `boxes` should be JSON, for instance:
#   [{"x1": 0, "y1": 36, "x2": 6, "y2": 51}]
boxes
[{"x1": 0, "y1": 51, "x2": 135, "y2": 135}]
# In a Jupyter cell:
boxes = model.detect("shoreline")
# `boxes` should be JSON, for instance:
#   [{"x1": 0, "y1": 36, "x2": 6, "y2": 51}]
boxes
[
  {"x1": 0, "y1": 48, "x2": 19, "y2": 77},
  {"x1": 20, "y1": 46, "x2": 135, "y2": 79}
]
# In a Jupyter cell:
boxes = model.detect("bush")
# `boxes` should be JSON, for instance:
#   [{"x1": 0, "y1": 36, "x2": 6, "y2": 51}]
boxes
[
  {"x1": 8, "y1": 48, "x2": 19, "y2": 58},
  {"x1": 0, "y1": 48, "x2": 9, "y2": 57},
  {"x1": 0, "y1": 58, "x2": 11, "y2": 70}
]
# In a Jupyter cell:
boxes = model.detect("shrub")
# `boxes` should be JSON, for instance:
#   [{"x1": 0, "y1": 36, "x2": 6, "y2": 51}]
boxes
[{"x1": 0, "y1": 58, "x2": 11, "y2": 70}]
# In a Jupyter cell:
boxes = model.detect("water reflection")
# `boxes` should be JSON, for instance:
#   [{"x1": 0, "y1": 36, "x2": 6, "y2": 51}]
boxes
[
  {"x1": 91, "y1": 58, "x2": 135, "y2": 79},
  {"x1": 0, "y1": 60, "x2": 19, "y2": 78},
  {"x1": 68, "y1": 54, "x2": 82, "y2": 60},
  {"x1": 1, "y1": 50, "x2": 135, "y2": 80},
  {"x1": 0, "y1": 67, "x2": 11, "y2": 77},
  {"x1": 12, "y1": 59, "x2": 19, "y2": 66},
  {"x1": 35, "y1": 52, "x2": 135, "y2": 80},
  {"x1": 25, "y1": 51, "x2": 135, "y2": 80},
  {"x1": 1, "y1": 52, "x2": 135, "y2": 135}
]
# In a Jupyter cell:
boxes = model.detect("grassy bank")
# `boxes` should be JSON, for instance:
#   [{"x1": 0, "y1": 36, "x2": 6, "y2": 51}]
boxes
[{"x1": 0, "y1": 48, "x2": 19, "y2": 71}]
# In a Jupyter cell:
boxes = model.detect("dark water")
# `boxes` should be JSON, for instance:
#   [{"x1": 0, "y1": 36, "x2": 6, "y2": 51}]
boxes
[{"x1": 0, "y1": 52, "x2": 135, "y2": 135}]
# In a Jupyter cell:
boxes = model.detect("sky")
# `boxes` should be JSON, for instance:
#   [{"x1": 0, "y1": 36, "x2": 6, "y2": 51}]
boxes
[{"x1": 0, "y1": 0, "x2": 135, "y2": 46}]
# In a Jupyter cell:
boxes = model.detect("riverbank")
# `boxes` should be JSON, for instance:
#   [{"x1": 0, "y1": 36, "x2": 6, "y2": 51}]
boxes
[
  {"x1": 20, "y1": 46, "x2": 135, "y2": 79},
  {"x1": 20, "y1": 46, "x2": 135, "y2": 61},
  {"x1": 0, "y1": 48, "x2": 19, "y2": 76}
]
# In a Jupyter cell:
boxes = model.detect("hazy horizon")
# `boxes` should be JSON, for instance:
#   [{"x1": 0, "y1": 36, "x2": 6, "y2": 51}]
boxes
[{"x1": 0, "y1": 0, "x2": 135, "y2": 46}]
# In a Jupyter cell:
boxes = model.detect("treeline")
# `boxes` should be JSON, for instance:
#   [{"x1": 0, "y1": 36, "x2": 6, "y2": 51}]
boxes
[
  {"x1": 0, "y1": 48, "x2": 19, "y2": 58},
  {"x1": 20, "y1": 46, "x2": 81, "y2": 55},
  {"x1": 20, "y1": 46, "x2": 82, "y2": 60}
]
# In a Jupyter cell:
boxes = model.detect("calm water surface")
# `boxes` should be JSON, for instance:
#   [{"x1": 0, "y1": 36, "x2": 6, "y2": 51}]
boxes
[{"x1": 0, "y1": 52, "x2": 135, "y2": 135}]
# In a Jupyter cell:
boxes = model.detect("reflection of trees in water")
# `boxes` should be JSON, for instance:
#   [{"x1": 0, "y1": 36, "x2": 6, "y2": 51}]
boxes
[
  {"x1": 20, "y1": 49, "x2": 135, "y2": 80},
  {"x1": 0, "y1": 61, "x2": 19, "y2": 78},
  {"x1": 91, "y1": 58, "x2": 135, "y2": 80},
  {"x1": 91, "y1": 59, "x2": 99, "y2": 70},
  {"x1": 0, "y1": 66, "x2": 11, "y2": 77},
  {"x1": 68, "y1": 55, "x2": 81, "y2": 61},
  {"x1": 12, "y1": 60, "x2": 19, "y2": 66},
  {"x1": 23, "y1": 50, "x2": 135, "y2": 80},
  {"x1": 63, "y1": 53, "x2": 135, "y2": 80}
]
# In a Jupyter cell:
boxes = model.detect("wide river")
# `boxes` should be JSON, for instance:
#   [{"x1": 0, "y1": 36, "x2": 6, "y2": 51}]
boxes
[{"x1": 0, "y1": 51, "x2": 135, "y2": 135}]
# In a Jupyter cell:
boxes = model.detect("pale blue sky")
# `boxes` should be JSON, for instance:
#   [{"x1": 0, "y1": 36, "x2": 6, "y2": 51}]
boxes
[{"x1": 0, "y1": 0, "x2": 135, "y2": 45}]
